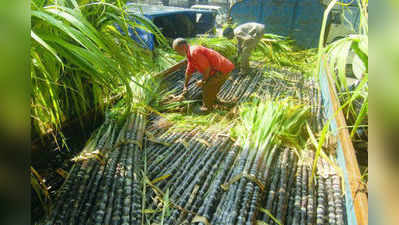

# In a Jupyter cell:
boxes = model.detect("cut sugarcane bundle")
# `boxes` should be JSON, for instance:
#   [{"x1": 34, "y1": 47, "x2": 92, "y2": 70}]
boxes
[
  {"x1": 39, "y1": 66, "x2": 350, "y2": 225},
  {"x1": 261, "y1": 149, "x2": 284, "y2": 223},
  {"x1": 164, "y1": 137, "x2": 231, "y2": 225},
  {"x1": 210, "y1": 140, "x2": 251, "y2": 224},
  {"x1": 194, "y1": 144, "x2": 240, "y2": 224},
  {"x1": 184, "y1": 141, "x2": 233, "y2": 222},
  {"x1": 156, "y1": 134, "x2": 210, "y2": 190}
]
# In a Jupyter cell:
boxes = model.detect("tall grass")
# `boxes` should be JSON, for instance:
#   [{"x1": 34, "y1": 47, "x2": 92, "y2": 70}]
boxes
[
  {"x1": 232, "y1": 98, "x2": 310, "y2": 155},
  {"x1": 312, "y1": 0, "x2": 368, "y2": 180},
  {"x1": 253, "y1": 34, "x2": 318, "y2": 76},
  {"x1": 31, "y1": 0, "x2": 168, "y2": 140},
  {"x1": 322, "y1": 0, "x2": 367, "y2": 138},
  {"x1": 188, "y1": 36, "x2": 237, "y2": 62}
]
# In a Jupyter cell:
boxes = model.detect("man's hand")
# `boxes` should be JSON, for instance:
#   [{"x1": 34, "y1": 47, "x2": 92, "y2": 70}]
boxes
[
  {"x1": 195, "y1": 80, "x2": 204, "y2": 87},
  {"x1": 175, "y1": 94, "x2": 185, "y2": 102},
  {"x1": 182, "y1": 87, "x2": 188, "y2": 96},
  {"x1": 174, "y1": 87, "x2": 188, "y2": 101}
]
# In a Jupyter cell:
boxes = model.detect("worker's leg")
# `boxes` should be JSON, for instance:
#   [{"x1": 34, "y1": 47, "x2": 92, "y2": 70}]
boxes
[
  {"x1": 215, "y1": 74, "x2": 235, "y2": 107},
  {"x1": 202, "y1": 72, "x2": 230, "y2": 110},
  {"x1": 240, "y1": 38, "x2": 262, "y2": 74},
  {"x1": 240, "y1": 47, "x2": 251, "y2": 74},
  {"x1": 215, "y1": 71, "x2": 230, "y2": 103}
]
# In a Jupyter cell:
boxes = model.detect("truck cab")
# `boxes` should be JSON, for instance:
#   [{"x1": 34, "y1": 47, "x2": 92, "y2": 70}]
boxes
[
  {"x1": 190, "y1": 4, "x2": 227, "y2": 27},
  {"x1": 124, "y1": 3, "x2": 216, "y2": 50}
]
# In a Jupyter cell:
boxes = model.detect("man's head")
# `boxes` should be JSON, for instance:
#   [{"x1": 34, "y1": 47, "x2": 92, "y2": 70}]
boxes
[
  {"x1": 172, "y1": 38, "x2": 189, "y2": 56},
  {"x1": 223, "y1": 27, "x2": 234, "y2": 40}
]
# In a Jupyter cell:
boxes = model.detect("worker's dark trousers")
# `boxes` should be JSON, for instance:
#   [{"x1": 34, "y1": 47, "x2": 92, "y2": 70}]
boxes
[{"x1": 202, "y1": 71, "x2": 230, "y2": 109}]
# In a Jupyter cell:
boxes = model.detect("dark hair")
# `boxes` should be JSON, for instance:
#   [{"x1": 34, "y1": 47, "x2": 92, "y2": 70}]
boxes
[
  {"x1": 223, "y1": 27, "x2": 234, "y2": 37},
  {"x1": 172, "y1": 38, "x2": 188, "y2": 49}
]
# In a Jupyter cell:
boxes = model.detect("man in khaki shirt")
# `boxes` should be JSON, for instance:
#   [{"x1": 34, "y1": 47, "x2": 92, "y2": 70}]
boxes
[{"x1": 223, "y1": 22, "x2": 265, "y2": 74}]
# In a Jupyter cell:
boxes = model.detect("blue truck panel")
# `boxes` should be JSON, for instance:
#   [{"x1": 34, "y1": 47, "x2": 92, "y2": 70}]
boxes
[
  {"x1": 121, "y1": 4, "x2": 215, "y2": 50},
  {"x1": 230, "y1": 0, "x2": 325, "y2": 48}
]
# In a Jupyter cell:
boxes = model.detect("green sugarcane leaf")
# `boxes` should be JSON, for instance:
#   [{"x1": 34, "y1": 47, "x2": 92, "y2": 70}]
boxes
[
  {"x1": 350, "y1": 97, "x2": 368, "y2": 138},
  {"x1": 259, "y1": 208, "x2": 283, "y2": 225},
  {"x1": 31, "y1": 30, "x2": 64, "y2": 67}
]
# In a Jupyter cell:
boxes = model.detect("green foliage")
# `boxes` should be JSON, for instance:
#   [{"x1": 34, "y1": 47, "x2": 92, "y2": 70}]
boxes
[
  {"x1": 312, "y1": 0, "x2": 368, "y2": 181},
  {"x1": 31, "y1": 0, "x2": 168, "y2": 137},
  {"x1": 161, "y1": 109, "x2": 235, "y2": 134},
  {"x1": 319, "y1": 0, "x2": 368, "y2": 141},
  {"x1": 252, "y1": 34, "x2": 318, "y2": 76},
  {"x1": 232, "y1": 98, "x2": 311, "y2": 153},
  {"x1": 188, "y1": 37, "x2": 237, "y2": 63}
]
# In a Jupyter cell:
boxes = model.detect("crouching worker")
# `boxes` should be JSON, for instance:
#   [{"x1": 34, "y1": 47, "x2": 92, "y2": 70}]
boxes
[
  {"x1": 173, "y1": 38, "x2": 235, "y2": 113},
  {"x1": 223, "y1": 22, "x2": 265, "y2": 74}
]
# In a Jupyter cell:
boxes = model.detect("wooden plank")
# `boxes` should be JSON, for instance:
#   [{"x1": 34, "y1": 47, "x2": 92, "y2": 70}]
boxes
[
  {"x1": 323, "y1": 58, "x2": 368, "y2": 225},
  {"x1": 153, "y1": 59, "x2": 187, "y2": 79}
]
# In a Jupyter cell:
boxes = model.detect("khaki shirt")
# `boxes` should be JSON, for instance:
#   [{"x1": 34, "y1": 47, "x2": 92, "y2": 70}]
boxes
[{"x1": 234, "y1": 22, "x2": 265, "y2": 43}]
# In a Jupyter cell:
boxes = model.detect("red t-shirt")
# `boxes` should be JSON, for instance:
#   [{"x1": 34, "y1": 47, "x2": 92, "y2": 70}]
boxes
[{"x1": 186, "y1": 46, "x2": 235, "y2": 77}]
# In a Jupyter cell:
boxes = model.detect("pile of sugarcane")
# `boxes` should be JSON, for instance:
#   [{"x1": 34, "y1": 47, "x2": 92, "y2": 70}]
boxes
[
  {"x1": 161, "y1": 66, "x2": 323, "y2": 131},
  {"x1": 39, "y1": 123, "x2": 345, "y2": 225},
  {"x1": 40, "y1": 114, "x2": 146, "y2": 225},
  {"x1": 38, "y1": 67, "x2": 347, "y2": 225},
  {"x1": 143, "y1": 127, "x2": 345, "y2": 225}
]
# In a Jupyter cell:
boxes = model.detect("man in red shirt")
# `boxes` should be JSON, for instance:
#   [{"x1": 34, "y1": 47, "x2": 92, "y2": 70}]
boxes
[{"x1": 173, "y1": 38, "x2": 235, "y2": 112}]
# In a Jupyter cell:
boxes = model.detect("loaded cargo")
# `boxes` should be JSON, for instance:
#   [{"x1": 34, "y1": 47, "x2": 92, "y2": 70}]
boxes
[{"x1": 31, "y1": 1, "x2": 368, "y2": 225}]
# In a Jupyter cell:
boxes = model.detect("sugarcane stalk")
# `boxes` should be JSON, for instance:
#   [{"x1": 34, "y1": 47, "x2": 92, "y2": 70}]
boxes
[
  {"x1": 166, "y1": 139, "x2": 229, "y2": 225},
  {"x1": 286, "y1": 186, "x2": 296, "y2": 225},
  {"x1": 157, "y1": 133, "x2": 210, "y2": 191},
  {"x1": 237, "y1": 134, "x2": 274, "y2": 225},
  {"x1": 211, "y1": 140, "x2": 251, "y2": 225},
  {"x1": 235, "y1": 156, "x2": 258, "y2": 225},
  {"x1": 333, "y1": 174, "x2": 345, "y2": 225},
  {"x1": 64, "y1": 125, "x2": 112, "y2": 224},
  {"x1": 147, "y1": 131, "x2": 190, "y2": 160},
  {"x1": 274, "y1": 148, "x2": 292, "y2": 225},
  {"x1": 225, "y1": 74, "x2": 249, "y2": 101},
  {"x1": 147, "y1": 132, "x2": 182, "y2": 161},
  {"x1": 222, "y1": 139, "x2": 256, "y2": 225},
  {"x1": 133, "y1": 114, "x2": 146, "y2": 224},
  {"x1": 195, "y1": 144, "x2": 240, "y2": 224},
  {"x1": 45, "y1": 123, "x2": 110, "y2": 225},
  {"x1": 145, "y1": 134, "x2": 207, "y2": 213},
  {"x1": 89, "y1": 118, "x2": 132, "y2": 225},
  {"x1": 184, "y1": 144, "x2": 229, "y2": 222},
  {"x1": 149, "y1": 132, "x2": 195, "y2": 179},
  {"x1": 169, "y1": 137, "x2": 223, "y2": 201},
  {"x1": 262, "y1": 149, "x2": 284, "y2": 222},
  {"x1": 299, "y1": 164, "x2": 309, "y2": 225},
  {"x1": 239, "y1": 71, "x2": 262, "y2": 103},
  {"x1": 232, "y1": 74, "x2": 256, "y2": 102},
  {"x1": 120, "y1": 131, "x2": 134, "y2": 225},
  {"x1": 52, "y1": 163, "x2": 85, "y2": 225},
  {"x1": 245, "y1": 146, "x2": 279, "y2": 225},
  {"x1": 316, "y1": 176, "x2": 327, "y2": 225},
  {"x1": 291, "y1": 163, "x2": 303, "y2": 225},
  {"x1": 66, "y1": 160, "x2": 98, "y2": 225},
  {"x1": 326, "y1": 174, "x2": 337, "y2": 225},
  {"x1": 107, "y1": 144, "x2": 128, "y2": 225},
  {"x1": 78, "y1": 125, "x2": 118, "y2": 224},
  {"x1": 284, "y1": 150, "x2": 298, "y2": 225},
  {"x1": 306, "y1": 164, "x2": 315, "y2": 225},
  {"x1": 112, "y1": 113, "x2": 140, "y2": 225},
  {"x1": 177, "y1": 138, "x2": 232, "y2": 224}
]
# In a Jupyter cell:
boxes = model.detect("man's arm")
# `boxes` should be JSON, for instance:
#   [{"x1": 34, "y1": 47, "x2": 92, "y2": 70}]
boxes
[
  {"x1": 195, "y1": 66, "x2": 211, "y2": 88},
  {"x1": 183, "y1": 61, "x2": 196, "y2": 95},
  {"x1": 183, "y1": 72, "x2": 192, "y2": 94}
]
